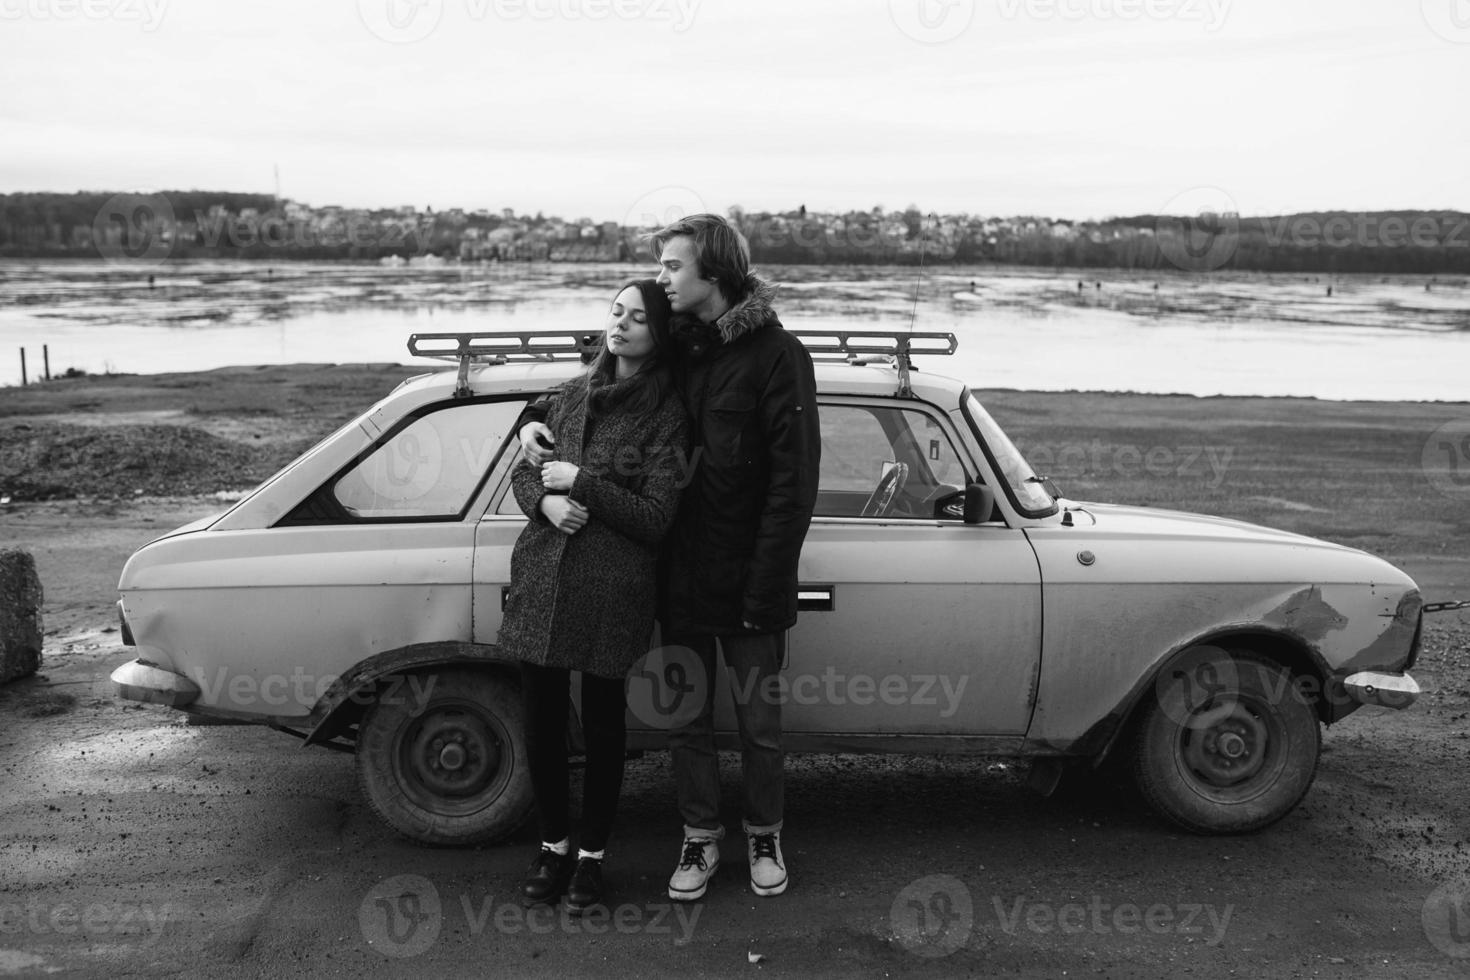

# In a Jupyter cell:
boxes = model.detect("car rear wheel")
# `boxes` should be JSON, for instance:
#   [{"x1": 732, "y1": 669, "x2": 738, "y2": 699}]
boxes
[
  {"x1": 356, "y1": 668, "x2": 533, "y2": 846},
  {"x1": 1132, "y1": 649, "x2": 1320, "y2": 834}
]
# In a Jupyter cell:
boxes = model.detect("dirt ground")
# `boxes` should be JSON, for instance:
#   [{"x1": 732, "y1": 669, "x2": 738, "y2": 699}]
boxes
[{"x1": 2, "y1": 366, "x2": 1469, "y2": 978}]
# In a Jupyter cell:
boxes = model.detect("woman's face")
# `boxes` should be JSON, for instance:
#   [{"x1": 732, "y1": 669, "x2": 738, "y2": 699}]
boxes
[{"x1": 605, "y1": 286, "x2": 656, "y2": 368}]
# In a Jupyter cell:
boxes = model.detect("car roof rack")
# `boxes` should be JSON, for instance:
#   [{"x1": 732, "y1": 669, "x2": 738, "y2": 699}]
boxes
[
  {"x1": 791, "y1": 330, "x2": 957, "y2": 397},
  {"x1": 407, "y1": 328, "x2": 959, "y2": 400},
  {"x1": 408, "y1": 331, "x2": 600, "y2": 397}
]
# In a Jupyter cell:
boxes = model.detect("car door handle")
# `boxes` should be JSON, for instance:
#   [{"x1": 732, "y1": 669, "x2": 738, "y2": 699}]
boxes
[{"x1": 798, "y1": 586, "x2": 834, "y2": 612}]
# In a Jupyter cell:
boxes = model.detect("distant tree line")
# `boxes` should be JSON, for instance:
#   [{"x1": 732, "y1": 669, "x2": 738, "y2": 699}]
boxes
[{"x1": 2, "y1": 191, "x2": 1467, "y2": 275}]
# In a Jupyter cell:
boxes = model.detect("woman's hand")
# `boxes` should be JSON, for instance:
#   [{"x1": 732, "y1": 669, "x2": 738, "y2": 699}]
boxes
[
  {"x1": 520, "y1": 422, "x2": 555, "y2": 467},
  {"x1": 541, "y1": 461, "x2": 579, "y2": 492},
  {"x1": 539, "y1": 495, "x2": 588, "y2": 535}
]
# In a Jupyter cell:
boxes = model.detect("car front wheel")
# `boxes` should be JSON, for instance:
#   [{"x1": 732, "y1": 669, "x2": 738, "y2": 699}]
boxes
[
  {"x1": 356, "y1": 667, "x2": 534, "y2": 846},
  {"x1": 1132, "y1": 649, "x2": 1320, "y2": 834}
]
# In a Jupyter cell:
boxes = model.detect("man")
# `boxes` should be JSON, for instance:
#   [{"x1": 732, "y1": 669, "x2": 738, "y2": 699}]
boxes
[{"x1": 520, "y1": 213, "x2": 820, "y2": 900}]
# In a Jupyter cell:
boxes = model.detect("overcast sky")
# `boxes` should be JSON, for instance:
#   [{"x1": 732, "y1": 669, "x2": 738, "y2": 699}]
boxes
[{"x1": 2, "y1": 0, "x2": 1466, "y2": 222}]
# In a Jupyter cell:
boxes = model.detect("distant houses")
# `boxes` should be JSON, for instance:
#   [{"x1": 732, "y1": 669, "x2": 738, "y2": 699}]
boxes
[{"x1": 0, "y1": 193, "x2": 1465, "y2": 273}]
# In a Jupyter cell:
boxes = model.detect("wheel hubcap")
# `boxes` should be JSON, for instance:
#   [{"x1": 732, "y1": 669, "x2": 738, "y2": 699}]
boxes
[
  {"x1": 439, "y1": 741, "x2": 466, "y2": 770},
  {"x1": 404, "y1": 708, "x2": 503, "y2": 799},
  {"x1": 1216, "y1": 731, "x2": 1247, "y2": 759},
  {"x1": 1181, "y1": 700, "x2": 1271, "y2": 787}
]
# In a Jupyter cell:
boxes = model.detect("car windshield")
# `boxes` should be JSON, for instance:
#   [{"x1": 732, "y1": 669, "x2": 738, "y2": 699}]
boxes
[{"x1": 963, "y1": 391, "x2": 1058, "y2": 517}]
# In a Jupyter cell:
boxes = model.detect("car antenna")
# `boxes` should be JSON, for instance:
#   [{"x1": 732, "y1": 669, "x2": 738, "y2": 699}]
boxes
[
  {"x1": 897, "y1": 212, "x2": 935, "y2": 397},
  {"x1": 907, "y1": 213, "x2": 928, "y2": 330}
]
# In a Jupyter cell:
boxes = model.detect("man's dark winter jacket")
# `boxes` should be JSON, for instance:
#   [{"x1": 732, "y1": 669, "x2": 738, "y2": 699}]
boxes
[{"x1": 661, "y1": 276, "x2": 820, "y2": 635}]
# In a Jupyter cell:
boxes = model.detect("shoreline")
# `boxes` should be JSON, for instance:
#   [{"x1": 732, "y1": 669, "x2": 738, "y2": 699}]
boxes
[{"x1": 2, "y1": 361, "x2": 1467, "y2": 407}]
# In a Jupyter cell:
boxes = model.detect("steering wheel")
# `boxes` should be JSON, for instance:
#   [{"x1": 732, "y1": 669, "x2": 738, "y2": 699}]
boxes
[{"x1": 860, "y1": 462, "x2": 909, "y2": 518}]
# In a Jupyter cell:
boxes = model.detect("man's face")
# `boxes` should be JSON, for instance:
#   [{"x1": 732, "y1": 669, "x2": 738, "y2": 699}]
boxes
[{"x1": 655, "y1": 235, "x2": 720, "y2": 319}]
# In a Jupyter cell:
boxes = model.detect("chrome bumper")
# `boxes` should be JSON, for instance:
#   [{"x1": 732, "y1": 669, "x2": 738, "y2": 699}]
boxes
[
  {"x1": 111, "y1": 659, "x2": 199, "y2": 707},
  {"x1": 1343, "y1": 670, "x2": 1419, "y2": 709}
]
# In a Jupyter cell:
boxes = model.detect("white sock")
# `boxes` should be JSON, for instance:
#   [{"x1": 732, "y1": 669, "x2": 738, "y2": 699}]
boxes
[
  {"x1": 577, "y1": 848, "x2": 605, "y2": 861},
  {"x1": 542, "y1": 838, "x2": 570, "y2": 856}
]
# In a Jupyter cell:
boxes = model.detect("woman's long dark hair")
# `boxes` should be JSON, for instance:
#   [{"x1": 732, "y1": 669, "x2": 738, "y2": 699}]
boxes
[{"x1": 578, "y1": 278, "x2": 675, "y2": 418}]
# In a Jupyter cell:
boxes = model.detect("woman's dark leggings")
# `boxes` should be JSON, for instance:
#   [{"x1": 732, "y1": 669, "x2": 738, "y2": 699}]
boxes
[{"x1": 519, "y1": 662, "x2": 628, "y2": 853}]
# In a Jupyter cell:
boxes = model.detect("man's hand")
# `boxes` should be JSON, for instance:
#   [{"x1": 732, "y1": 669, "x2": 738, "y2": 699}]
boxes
[
  {"x1": 520, "y1": 422, "x2": 555, "y2": 467},
  {"x1": 539, "y1": 495, "x2": 588, "y2": 535},
  {"x1": 541, "y1": 461, "x2": 579, "y2": 492}
]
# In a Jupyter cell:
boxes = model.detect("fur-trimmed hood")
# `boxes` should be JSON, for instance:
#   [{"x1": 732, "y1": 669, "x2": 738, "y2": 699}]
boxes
[
  {"x1": 713, "y1": 276, "x2": 779, "y2": 344},
  {"x1": 671, "y1": 275, "x2": 780, "y2": 346}
]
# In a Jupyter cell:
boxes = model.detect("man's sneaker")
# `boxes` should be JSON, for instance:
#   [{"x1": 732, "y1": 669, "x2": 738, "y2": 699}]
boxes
[
  {"x1": 565, "y1": 857, "x2": 604, "y2": 914},
  {"x1": 668, "y1": 836, "x2": 721, "y2": 901},
  {"x1": 520, "y1": 847, "x2": 572, "y2": 907},
  {"x1": 747, "y1": 831, "x2": 787, "y2": 896}
]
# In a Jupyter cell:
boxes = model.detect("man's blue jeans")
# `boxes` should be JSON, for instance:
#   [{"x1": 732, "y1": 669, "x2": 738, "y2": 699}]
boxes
[{"x1": 666, "y1": 631, "x2": 785, "y2": 834}]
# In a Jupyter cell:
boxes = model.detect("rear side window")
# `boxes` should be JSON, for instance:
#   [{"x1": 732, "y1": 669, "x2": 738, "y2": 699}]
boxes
[{"x1": 335, "y1": 400, "x2": 524, "y2": 519}]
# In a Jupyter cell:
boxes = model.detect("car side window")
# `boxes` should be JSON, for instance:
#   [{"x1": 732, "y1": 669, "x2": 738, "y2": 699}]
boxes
[
  {"x1": 333, "y1": 400, "x2": 525, "y2": 519},
  {"x1": 817, "y1": 403, "x2": 970, "y2": 519}
]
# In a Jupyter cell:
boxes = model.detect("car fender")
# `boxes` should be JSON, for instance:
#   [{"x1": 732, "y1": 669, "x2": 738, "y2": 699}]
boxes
[
  {"x1": 1077, "y1": 624, "x2": 1331, "y2": 766},
  {"x1": 303, "y1": 641, "x2": 521, "y2": 747}
]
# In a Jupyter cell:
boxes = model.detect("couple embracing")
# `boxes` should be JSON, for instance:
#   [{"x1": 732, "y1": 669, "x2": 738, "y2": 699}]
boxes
[{"x1": 496, "y1": 213, "x2": 822, "y2": 913}]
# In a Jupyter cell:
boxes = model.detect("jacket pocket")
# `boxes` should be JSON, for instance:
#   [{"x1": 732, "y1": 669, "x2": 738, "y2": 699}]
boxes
[{"x1": 704, "y1": 391, "x2": 756, "y2": 466}]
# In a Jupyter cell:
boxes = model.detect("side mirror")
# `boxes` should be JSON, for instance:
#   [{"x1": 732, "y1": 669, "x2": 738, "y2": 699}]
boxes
[{"x1": 963, "y1": 484, "x2": 995, "y2": 524}]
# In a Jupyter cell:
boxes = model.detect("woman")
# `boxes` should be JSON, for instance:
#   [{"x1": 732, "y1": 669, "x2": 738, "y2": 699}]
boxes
[{"x1": 498, "y1": 278, "x2": 690, "y2": 913}]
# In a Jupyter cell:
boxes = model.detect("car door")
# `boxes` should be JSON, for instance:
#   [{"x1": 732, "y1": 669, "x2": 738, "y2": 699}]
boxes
[
  {"x1": 471, "y1": 421, "x2": 537, "y2": 645},
  {"x1": 779, "y1": 397, "x2": 1044, "y2": 739}
]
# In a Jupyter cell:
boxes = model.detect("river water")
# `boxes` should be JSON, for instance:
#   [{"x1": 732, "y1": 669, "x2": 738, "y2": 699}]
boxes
[{"x1": 1, "y1": 261, "x2": 1465, "y2": 401}]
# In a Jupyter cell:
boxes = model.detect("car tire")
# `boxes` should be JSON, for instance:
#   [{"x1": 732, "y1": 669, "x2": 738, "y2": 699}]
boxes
[
  {"x1": 356, "y1": 667, "x2": 534, "y2": 846},
  {"x1": 1131, "y1": 650, "x2": 1320, "y2": 834}
]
